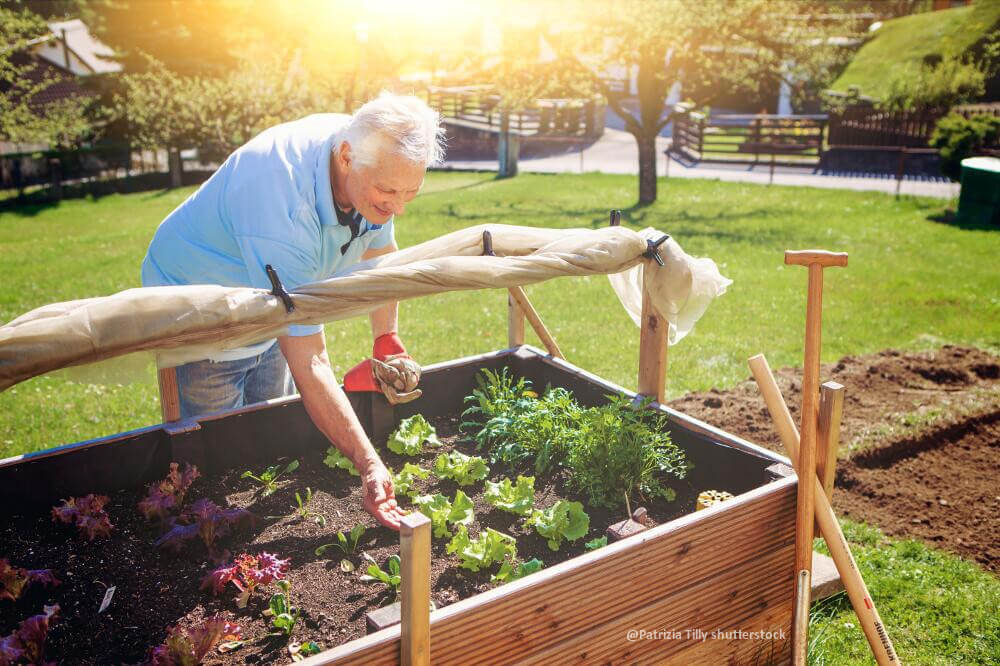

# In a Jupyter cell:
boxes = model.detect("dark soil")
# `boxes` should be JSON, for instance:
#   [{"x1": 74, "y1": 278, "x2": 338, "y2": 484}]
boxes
[
  {"x1": 0, "y1": 415, "x2": 705, "y2": 664},
  {"x1": 668, "y1": 345, "x2": 1000, "y2": 575}
]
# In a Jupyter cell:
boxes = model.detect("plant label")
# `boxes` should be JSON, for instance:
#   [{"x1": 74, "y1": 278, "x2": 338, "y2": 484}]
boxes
[{"x1": 98, "y1": 585, "x2": 116, "y2": 613}]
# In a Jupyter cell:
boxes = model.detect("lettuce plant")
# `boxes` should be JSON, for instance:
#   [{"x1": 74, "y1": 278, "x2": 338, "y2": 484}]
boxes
[
  {"x1": 432, "y1": 451, "x2": 489, "y2": 486},
  {"x1": 315, "y1": 524, "x2": 367, "y2": 558},
  {"x1": 51, "y1": 494, "x2": 113, "y2": 540},
  {"x1": 414, "y1": 491, "x2": 474, "y2": 538},
  {"x1": 155, "y1": 498, "x2": 254, "y2": 557},
  {"x1": 138, "y1": 462, "x2": 200, "y2": 521},
  {"x1": 147, "y1": 615, "x2": 242, "y2": 665},
  {"x1": 484, "y1": 476, "x2": 535, "y2": 516},
  {"x1": 0, "y1": 604, "x2": 58, "y2": 665},
  {"x1": 390, "y1": 463, "x2": 430, "y2": 500},
  {"x1": 293, "y1": 488, "x2": 325, "y2": 527},
  {"x1": 267, "y1": 580, "x2": 299, "y2": 637},
  {"x1": 242, "y1": 459, "x2": 299, "y2": 496},
  {"x1": 585, "y1": 535, "x2": 608, "y2": 551},
  {"x1": 201, "y1": 552, "x2": 290, "y2": 608},
  {"x1": 360, "y1": 554, "x2": 401, "y2": 600},
  {"x1": 446, "y1": 525, "x2": 517, "y2": 573},
  {"x1": 323, "y1": 446, "x2": 359, "y2": 476},
  {"x1": 0, "y1": 560, "x2": 60, "y2": 603},
  {"x1": 387, "y1": 414, "x2": 442, "y2": 456},
  {"x1": 491, "y1": 557, "x2": 543, "y2": 584},
  {"x1": 527, "y1": 500, "x2": 590, "y2": 551}
]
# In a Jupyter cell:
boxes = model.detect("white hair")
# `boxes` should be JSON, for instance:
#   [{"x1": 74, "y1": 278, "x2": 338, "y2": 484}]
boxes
[{"x1": 336, "y1": 92, "x2": 446, "y2": 169}]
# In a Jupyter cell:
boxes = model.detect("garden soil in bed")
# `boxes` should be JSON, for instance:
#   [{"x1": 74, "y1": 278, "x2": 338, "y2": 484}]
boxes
[
  {"x1": 668, "y1": 345, "x2": 1000, "y2": 574},
  {"x1": 1, "y1": 415, "x2": 705, "y2": 664}
]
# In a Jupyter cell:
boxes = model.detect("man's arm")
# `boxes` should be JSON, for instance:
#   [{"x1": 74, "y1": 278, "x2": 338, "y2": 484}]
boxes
[
  {"x1": 362, "y1": 243, "x2": 398, "y2": 338},
  {"x1": 278, "y1": 331, "x2": 406, "y2": 530}
]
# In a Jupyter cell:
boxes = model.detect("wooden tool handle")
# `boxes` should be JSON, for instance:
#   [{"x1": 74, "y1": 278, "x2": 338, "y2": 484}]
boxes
[{"x1": 784, "y1": 250, "x2": 848, "y2": 267}]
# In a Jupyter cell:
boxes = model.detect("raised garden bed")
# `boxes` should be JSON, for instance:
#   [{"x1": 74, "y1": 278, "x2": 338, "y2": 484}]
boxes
[{"x1": 0, "y1": 346, "x2": 796, "y2": 664}]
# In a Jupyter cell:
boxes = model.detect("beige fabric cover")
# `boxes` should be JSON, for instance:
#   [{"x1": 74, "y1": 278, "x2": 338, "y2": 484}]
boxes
[{"x1": 0, "y1": 224, "x2": 731, "y2": 391}]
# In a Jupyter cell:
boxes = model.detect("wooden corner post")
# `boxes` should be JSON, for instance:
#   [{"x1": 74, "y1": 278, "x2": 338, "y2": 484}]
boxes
[
  {"x1": 157, "y1": 367, "x2": 181, "y2": 423},
  {"x1": 508, "y1": 290, "x2": 525, "y2": 347},
  {"x1": 637, "y1": 266, "x2": 668, "y2": 402},
  {"x1": 400, "y1": 512, "x2": 431, "y2": 666},
  {"x1": 817, "y1": 381, "x2": 845, "y2": 501}
]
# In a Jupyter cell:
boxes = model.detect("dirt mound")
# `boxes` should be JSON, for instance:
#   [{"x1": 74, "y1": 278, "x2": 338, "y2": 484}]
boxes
[{"x1": 668, "y1": 345, "x2": 1000, "y2": 573}]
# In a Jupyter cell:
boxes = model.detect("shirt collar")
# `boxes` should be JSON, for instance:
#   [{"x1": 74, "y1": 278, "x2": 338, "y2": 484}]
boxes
[{"x1": 315, "y1": 132, "x2": 339, "y2": 228}]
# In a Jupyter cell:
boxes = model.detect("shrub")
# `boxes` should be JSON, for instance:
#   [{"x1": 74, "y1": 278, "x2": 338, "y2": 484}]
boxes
[{"x1": 930, "y1": 112, "x2": 1000, "y2": 181}]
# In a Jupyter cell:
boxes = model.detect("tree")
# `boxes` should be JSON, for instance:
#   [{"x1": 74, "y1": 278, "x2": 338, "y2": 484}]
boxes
[{"x1": 544, "y1": 0, "x2": 866, "y2": 204}]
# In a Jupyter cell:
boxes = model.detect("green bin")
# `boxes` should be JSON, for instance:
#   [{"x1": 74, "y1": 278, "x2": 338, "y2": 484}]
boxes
[{"x1": 957, "y1": 156, "x2": 1000, "y2": 225}]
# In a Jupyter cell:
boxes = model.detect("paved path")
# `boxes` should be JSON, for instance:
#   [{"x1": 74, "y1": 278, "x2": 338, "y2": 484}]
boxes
[{"x1": 443, "y1": 128, "x2": 960, "y2": 199}]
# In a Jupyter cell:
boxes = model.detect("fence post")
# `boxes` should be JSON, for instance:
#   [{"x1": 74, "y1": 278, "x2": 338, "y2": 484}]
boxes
[{"x1": 400, "y1": 513, "x2": 431, "y2": 666}]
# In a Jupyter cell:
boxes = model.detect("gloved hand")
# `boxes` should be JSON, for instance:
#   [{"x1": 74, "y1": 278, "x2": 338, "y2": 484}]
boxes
[{"x1": 344, "y1": 333, "x2": 422, "y2": 405}]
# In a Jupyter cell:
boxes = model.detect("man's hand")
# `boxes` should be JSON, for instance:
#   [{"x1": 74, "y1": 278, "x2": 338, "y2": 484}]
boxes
[{"x1": 359, "y1": 457, "x2": 408, "y2": 530}]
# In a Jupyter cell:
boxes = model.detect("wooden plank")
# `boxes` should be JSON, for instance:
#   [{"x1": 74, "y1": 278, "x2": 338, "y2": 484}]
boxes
[
  {"x1": 817, "y1": 381, "x2": 845, "y2": 502},
  {"x1": 637, "y1": 267, "x2": 667, "y2": 402},
  {"x1": 507, "y1": 290, "x2": 525, "y2": 347},
  {"x1": 400, "y1": 513, "x2": 431, "y2": 666},
  {"x1": 157, "y1": 367, "x2": 181, "y2": 422},
  {"x1": 507, "y1": 286, "x2": 563, "y2": 358}
]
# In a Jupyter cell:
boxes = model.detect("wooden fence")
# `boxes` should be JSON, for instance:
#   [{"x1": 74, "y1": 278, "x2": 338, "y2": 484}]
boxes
[{"x1": 673, "y1": 109, "x2": 827, "y2": 166}]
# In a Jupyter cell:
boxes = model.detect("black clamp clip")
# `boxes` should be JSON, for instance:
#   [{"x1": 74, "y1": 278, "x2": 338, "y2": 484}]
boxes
[
  {"x1": 482, "y1": 230, "x2": 496, "y2": 257},
  {"x1": 609, "y1": 209, "x2": 622, "y2": 226},
  {"x1": 265, "y1": 264, "x2": 295, "y2": 313},
  {"x1": 644, "y1": 235, "x2": 670, "y2": 267}
]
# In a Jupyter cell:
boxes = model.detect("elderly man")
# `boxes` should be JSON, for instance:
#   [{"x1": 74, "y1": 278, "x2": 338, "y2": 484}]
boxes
[{"x1": 141, "y1": 93, "x2": 444, "y2": 530}]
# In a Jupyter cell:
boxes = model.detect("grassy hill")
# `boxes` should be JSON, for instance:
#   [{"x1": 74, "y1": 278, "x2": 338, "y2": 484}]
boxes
[{"x1": 831, "y1": 2, "x2": 1000, "y2": 100}]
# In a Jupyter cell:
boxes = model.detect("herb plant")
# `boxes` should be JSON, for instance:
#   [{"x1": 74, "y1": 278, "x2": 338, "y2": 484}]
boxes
[
  {"x1": 201, "y1": 552, "x2": 290, "y2": 608},
  {"x1": 293, "y1": 488, "x2": 326, "y2": 526},
  {"x1": 432, "y1": 451, "x2": 489, "y2": 486},
  {"x1": 147, "y1": 615, "x2": 242, "y2": 665},
  {"x1": 491, "y1": 557, "x2": 543, "y2": 584},
  {"x1": 484, "y1": 476, "x2": 535, "y2": 516},
  {"x1": 242, "y1": 459, "x2": 299, "y2": 496},
  {"x1": 138, "y1": 462, "x2": 200, "y2": 521},
  {"x1": 267, "y1": 580, "x2": 299, "y2": 637},
  {"x1": 156, "y1": 498, "x2": 254, "y2": 557},
  {"x1": 446, "y1": 525, "x2": 518, "y2": 573},
  {"x1": 0, "y1": 560, "x2": 60, "y2": 602},
  {"x1": 413, "y1": 491, "x2": 475, "y2": 538},
  {"x1": 323, "y1": 446, "x2": 359, "y2": 476},
  {"x1": 527, "y1": 500, "x2": 590, "y2": 551},
  {"x1": 0, "y1": 604, "x2": 58, "y2": 665},
  {"x1": 51, "y1": 494, "x2": 113, "y2": 540},
  {"x1": 387, "y1": 414, "x2": 442, "y2": 456},
  {"x1": 315, "y1": 524, "x2": 367, "y2": 558},
  {"x1": 360, "y1": 554, "x2": 401, "y2": 600},
  {"x1": 391, "y1": 463, "x2": 431, "y2": 500},
  {"x1": 585, "y1": 536, "x2": 609, "y2": 551}
]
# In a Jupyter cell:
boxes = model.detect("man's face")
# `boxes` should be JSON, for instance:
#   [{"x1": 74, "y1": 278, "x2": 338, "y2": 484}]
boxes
[{"x1": 341, "y1": 143, "x2": 425, "y2": 224}]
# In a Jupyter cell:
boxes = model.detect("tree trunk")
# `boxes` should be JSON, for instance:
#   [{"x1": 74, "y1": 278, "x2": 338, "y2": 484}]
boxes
[
  {"x1": 636, "y1": 131, "x2": 658, "y2": 204},
  {"x1": 168, "y1": 148, "x2": 183, "y2": 189}
]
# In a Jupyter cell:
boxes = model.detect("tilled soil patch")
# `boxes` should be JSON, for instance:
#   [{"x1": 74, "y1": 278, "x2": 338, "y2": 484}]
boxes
[{"x1": 668, "y1": 345, "x2": 1000, "y2": 574}]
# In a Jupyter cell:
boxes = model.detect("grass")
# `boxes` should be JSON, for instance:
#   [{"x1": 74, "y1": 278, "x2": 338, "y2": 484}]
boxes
[
  {"x1": 831, "y1": 2, "x2": 1000, "y2": 99},
  {"x1": 809, "y1": 520, "x2": 1000, "y2": 665},
  {"x1": 3, "y1": 171, "x2": 998, "y2": 457}
]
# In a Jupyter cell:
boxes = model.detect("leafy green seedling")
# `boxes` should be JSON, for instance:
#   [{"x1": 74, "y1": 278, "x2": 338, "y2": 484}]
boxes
[
  {"x1": 414, "y1": 491, "x2": 475, "y2": 537},
  {"x1": 484, "y1": 476, "x2": 535, "y2": 516},
  {"x1": 391, "y1": 463, "x2": 431, "y2": 501},
  {"x1": 584, "y1": 535, "x2": 608, "y2": 551},
  {"x1": 315, "y1": 524, "x2": 367, "y2": 558},
  {"x1": 323, "y1": 447, "x2": 359, "y2": 476},
  {"x1": 446, "y1": 525, "x2": 517, "y2": 572},
  {"x1": 433, "y1": 451, "x2": 489, "y2": 486},
  {"x1": 242, "y1": 459, "x2": 299, "y2": 496},
  {"x1": 267, "y1": 580, "x2": 300, "y2": 637},
  {"x1": 293, "y1": 488, "x2": 326, "y2": 527},
  {"x1": 388, "y1": 414, "x2": 442, "y2": 455},
  {"x1": 360, "y1": 553, "x2": 401, "y2": 600},
  {"x1": 528, "y1": 500, "x2": 590, "y2": 551},
  {"x1": 492, "y1": 557, "x2": 544, "y2": 584},
  {"x1": 289, "y1": 640, "x2": 323, "y2": 662}
]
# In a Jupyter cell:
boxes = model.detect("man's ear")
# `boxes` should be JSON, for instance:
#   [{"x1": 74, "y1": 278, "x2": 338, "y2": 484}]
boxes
[{"x1": 338, "y1": 141, "x2": 352, "y2": 171}]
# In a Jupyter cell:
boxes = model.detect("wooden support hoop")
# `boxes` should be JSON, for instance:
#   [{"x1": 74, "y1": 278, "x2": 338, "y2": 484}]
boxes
[
  {"x1": 817, "y1": 381, "x2": 845, "y2": 502},
  {"x1": 400, "y1": 512, "x2": 431, "y2": 666},
  {"x1": 157, "y1": 367, "x2": 181, "y2": 423},
  {"x1": 507, "y1": 286, "x2": 563, "y2": 359},
  {"x1": 637, "y1": 266, "x2": 668, "y2": 402}
]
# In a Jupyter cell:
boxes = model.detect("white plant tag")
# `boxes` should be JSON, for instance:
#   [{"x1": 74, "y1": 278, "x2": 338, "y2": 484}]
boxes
[{"x1": 98, "y1": 585, "x2": 116, "y2": 613}]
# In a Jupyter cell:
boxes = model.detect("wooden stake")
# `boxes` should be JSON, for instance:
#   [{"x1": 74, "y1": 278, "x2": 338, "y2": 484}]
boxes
[
  {"x1": 749, "y1": 354, "x2": 902, "y2": 666},
  {"x1": 507, "y1": 286, "x2": 564, "y2": 359},
  {"x1": 817, "y1": 381, "x2": 845, "y2": 502},
  {"x1": 637, "y1": 267, "x2": 668, "y2": 403},
  {"x1": 157, "y1": 367, "x2": 181, "y2": 423},
  {"x1": 507, "y1": 290, "x2": 525, "y2": 347},
  {"x1": 400, "y1": 512, "x2": 431, "y2": 666}
]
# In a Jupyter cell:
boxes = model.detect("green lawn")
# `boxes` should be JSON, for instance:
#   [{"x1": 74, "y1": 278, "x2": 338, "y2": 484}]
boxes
[
  {"x1": 831, "y1": 2, "x2": 1000, "y2": 99},
  {"x1": 1, "y1": 171, "x2": 998, "y2": 663}
]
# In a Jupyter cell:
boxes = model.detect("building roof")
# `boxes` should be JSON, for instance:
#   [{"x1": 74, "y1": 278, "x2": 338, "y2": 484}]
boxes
[{"x1": 36, "y1": 18, "x2": 121, "y2": 75}]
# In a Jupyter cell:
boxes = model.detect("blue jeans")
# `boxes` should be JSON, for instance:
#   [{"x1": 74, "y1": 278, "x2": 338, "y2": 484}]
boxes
[{"x1": 175, "y1": 341, "x2": 295, "y2": 419}]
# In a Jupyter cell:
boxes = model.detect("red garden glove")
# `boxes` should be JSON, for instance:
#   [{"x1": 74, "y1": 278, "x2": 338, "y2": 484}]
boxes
[{"x1": 343, "y1": 333, "x2": 422, "y2": 405}]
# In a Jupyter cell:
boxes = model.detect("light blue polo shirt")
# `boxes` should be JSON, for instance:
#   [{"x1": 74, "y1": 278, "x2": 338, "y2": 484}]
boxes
[{"x1": 141, "y1": 113, "x2": 395, "y2": 356}]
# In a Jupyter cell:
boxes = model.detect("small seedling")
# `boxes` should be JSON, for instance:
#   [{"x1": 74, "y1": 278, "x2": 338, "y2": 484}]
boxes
[
  {"x1": 387, "y1": 414, "x2": 442, "y2": 455},
  {"x1": 293, "y1": 488, "x2": 326, "y2": 527},
  {"x1": 492, "y1": 557, "x2": 544, "y2": 584},
  {"x1": 267, "y1": 580, "x2": 300, "y2": 637},
  {"x1": 156, "y1": 499, "x2": 254, "y2": 558},
  {"x1": 51, "y1": 494, "x2": 113, "y2": 540},
  {"x1": 242, "y1": 459, "x2": 299, "y2": 496},
  {"x1": 147, "y1": 615, "x2": 242, "y2": 664},
  {"x1": 315, "y1": 524, "x2": 367, "y2": 558},
  {"x1": 360, "y1": 553, "x2": 401, "y2": 600},
  {"x1": 0, "y1": 559, "x2": 60, "y2": 602},
  {"x1": 323, "y1": 447, "x2": 359, "y2": 475},
  {"x1": 289, "y1": 640, "x2": 323, "y2": 662},
  {"x1": 201, "y1": 551, "x2": 290, "y2": 608},
  {"x1": 0, "y1": 604, "x2": 59, "y2": 665},
  {"x1": 585, "y1": 535, "x2": 608, "y2": 551},
  {"x1": 138, "y1": 462, "x2": 200, "y2": 521}
]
